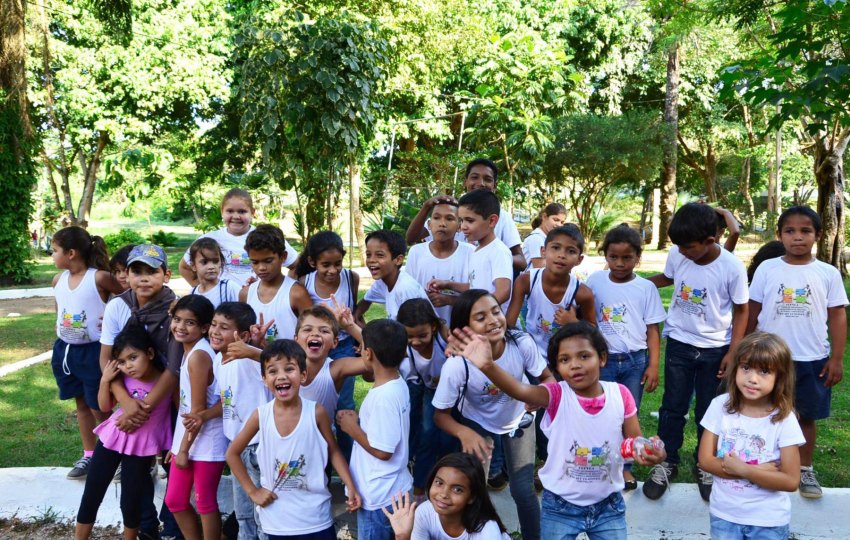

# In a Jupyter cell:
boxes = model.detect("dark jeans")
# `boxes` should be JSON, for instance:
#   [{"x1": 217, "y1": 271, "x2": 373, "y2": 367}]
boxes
[{"x1": 657, "y1": 338, "x2": 728, "y2": 465}]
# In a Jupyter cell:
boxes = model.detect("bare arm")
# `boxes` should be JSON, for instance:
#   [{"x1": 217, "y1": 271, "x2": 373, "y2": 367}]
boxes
[
  {"x1": 98, "y1": 360, "x2": 120, "y2": 412},
  {"x1": 317, "y1": 405, "x2": 361, "y2": 512},
  {"x1": 405, "y1": 195, "x2": 456, "y2": 246},
  {"x1": 746, "y1": 300, "x2": 762, "y2": 334},
  {"x1": 648, "y1": 273, "x2": 674, "y2": 289},
  {"x1": 718, "y1": 302, "x2": 748, "y2": 379},
  {"x1": 433, "y1": 408, "x2": 492, "y2": 463},
  {"x1": 576, "y1": 284, "x2": 596, "y2": 325},
  {"x1": 335, "y1": 410, "x2": 392, "y2": 461},
  {"x1": 353, "y1": 299, "x2": 372, "y2": 328},
  {"x1": 715, "y1": 207, "x2": 741, "y2": 252},
  {"x1": 290, "y1": 283, "x2": 314, "y2": 317},
  {"x1": 329, "y1": 357, "x2": 369, "y2": 391},
  {"x1": 700, "y1": 429, "x2": 799, "y2": 491},
  {"x1": 491, "y1": 277, "x2": 512, "y2": 307},
  {"x1": 822, "y1": 306, "x2": 847, "y2": 387},
  {"x1": 643, "y1": 323, "x2": 661, "y2": 393},
  {"x1": 95, "y1": 270, "x2": 125, "y2": 299},
  {"x1": 179, "y1": 258, "x2": 198, "y2": 287},
  {"x1": 510, "y1": 245, "x2": 526, "y2": 273},
  {"x1": 225, "y1": 411, "x2": 277, "y2": 507},
  {"x1": 505, "y1": 273, "x2": 529, "y2": 327}
]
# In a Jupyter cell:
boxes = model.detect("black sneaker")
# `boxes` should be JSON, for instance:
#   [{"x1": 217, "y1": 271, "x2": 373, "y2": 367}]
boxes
[
  {"x1": 487, "y1": 471, "x2": 508, "y2": 491},
  {"x1": 694, "y1": 463, "x2": 713, "y2": 501},
  {"x1": 642, "y1": 461, "x2": 678, "y2": 500},
  {"x1": 67, "y1": 456, "x2": 91, "y2": 480}
]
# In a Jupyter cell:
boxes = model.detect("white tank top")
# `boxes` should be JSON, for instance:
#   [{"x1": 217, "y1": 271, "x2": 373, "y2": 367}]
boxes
[
  {"x1": 54, "y1": 268, "x2": 106, "y2": 344},
  {"x1": 300, "y1": 359, "x2": 339, "y2": 423},
  {"x1": 256, "y1": 399, "x2": 332, "y2": 535},
  {"x1": 304, "y1": 269, "x2": 355, "y2": 341},
  {"x1": 539, "y1": 381, "x2": 625, "y2": 504},
  {"x1": 246, "y1": 276, "x2": 299, "y2": 342},
  {"x1": 402, "y1": 333, "x2": 448, "y2": 390},
  {"x1": 525, "y1": 268, "x2": 580, "y2": 357},
  {"x1": 190, "y1": 278, "x2": 241, "y2": 309},
  {"x1": 172, "y1": 338, "x2": 227, "y2": 461}
]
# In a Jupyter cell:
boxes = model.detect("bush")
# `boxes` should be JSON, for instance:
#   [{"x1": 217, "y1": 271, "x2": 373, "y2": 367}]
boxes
[
  {"x1": 103, "y1": 229, "x2": 147, "y2": 254},
  {"x1": 148, "y1": 230, "x2": 178, "y2": 247}
]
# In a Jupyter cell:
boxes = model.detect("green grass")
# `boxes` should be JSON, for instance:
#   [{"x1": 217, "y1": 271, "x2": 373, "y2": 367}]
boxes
[{"x1": 0, "y1": 312, "x2": 56, "y2": 367}]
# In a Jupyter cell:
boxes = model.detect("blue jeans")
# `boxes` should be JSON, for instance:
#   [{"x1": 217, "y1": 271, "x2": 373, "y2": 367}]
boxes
[
  {"x1": 357, "y1": 506, "x2": 394, "y2": 540},
  {"x1": 331, "y1": 336, "x2": 357, "y2": 462},
  {"x1": 599, "y1": 349, "x2": 647, "y2": 409},
  {"x1": 408, "y1": 384, "x2": 458, "y2": 489},
  {"x1": 710, "y1": 514, "x2": 790, "y2": 539},
  {"x1": 541, "y1": 490, "x2": 627, "y2": 540},
  {"x1": 233, "y1": 444, "x2": 267, "y2": 540},
  {"x1": 658, "y1": 338, "x2": 728, "y2": 465}
]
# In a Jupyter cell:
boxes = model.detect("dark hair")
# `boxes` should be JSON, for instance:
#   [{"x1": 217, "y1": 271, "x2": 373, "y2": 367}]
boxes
[
  {"x1": 465, "y1": 158, "x2": 498, "y2": 185},
  {"x1": 260, "y1": 339, "x2": 307, "y2": 375},
  {"x1": 52, "y1": 226, "x2": 110, "y2": 271},
  {"x1": 450, "y1": 290, "x2": 521, "y2": 346},
  {"x1": 362, "y1": 319, "x2": 407, "y2": 368},
  {"x1": 425, "y1": 453, "x2": 507, "y2": 534},
  {"x1": 531, "y1": 202, "x2": 567, "y2": 229},
  {"x1": 600, "y1": 223, "x2": 643, "y2": 256},
  {"x1": 189, "y1": 237, "x2": 225, "y2": 268},
  {"x1": 777, "y1": 205, "x2": 822, "y2": 234},
  {"x1": 295, "y1": 304, "x2": 340, "y2": 338},
  {"x1": 171, "y1": 294, "x2": 215, "y2": 332},
  {"x1": 546, "y1": 322, "x2": 608, "y2": 377},
  {"x1": 668, "y1": 203, "x2": 717, "y2": 245},
  {"x1": 109, "y1": 244, "x2": 137, "y2": 273},
  {"x1": 222, "y1": 188, "x2": 254, "y2": 210},
  {"x1": 397, "y1": 298, "x2": 442, "y2": 329},
  {"x1": 245, "y1": 224, "x2": 288, "y2": 256},
  {"x1": 724, "y1": 332, "x2": 795, "y2": 422},
  {"x1": 295, "y1": 230, "x2": 346, "y2": 278},
  {"x1": 545, "y1": 224, "x2": 585, "y2": 253},
  {"x1": 365, "y1": 229, "x2": 406, "y2": 259},
  {"x1": 458, "y1": 189, "x2": 500, "y2": 220},
  {"x1": 214, "y1": 302, "x2": 256, "y2": 333},
  {"x1": 112, "y1": 323, "x2": 163, "y2": 372},
  {"x1": 747, "y1": 240, "x2": 786, "y2": 284}
]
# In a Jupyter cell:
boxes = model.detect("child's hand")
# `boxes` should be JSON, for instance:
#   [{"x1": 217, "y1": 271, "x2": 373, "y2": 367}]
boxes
[
  {"x1": 554, "y1": 306, "x2": 578, "y2": 326},
  {"x1": 717, "y1": 351, "x2": 733, "y2": 379},
  {"x1": 330, "y1": 294, "x2": 355, "y2": 329},
  {"x1": 345, "y1": 489, "x2": 362, "y2": 513},
  {"x1": 381, "y1": 492, "x2": 417, "y2": 537},
  {"x1": 458, "y1": 428, "x2": 493, "y2": 464},
  {"x1": 249, "y1": 313, "x2": 275, "y2": 348},
  {"x1": 223, "y1": 337, "x2": 258, "y2": 365},
  {"x1": 249, "y1": 487, "x2": 278, "y2": 507},
  {"x1": 752, "y1": 460, "x2": 780, "y2": 472},
  {"x1": 447, "y1": 327, "x2": 494, "y2": 370},
  {"x1": 424, "y1": 194, "x2": 457, "y2": 210},
  {"x1": 115, "y1": 400, "x2": 151, "y2": 433},
  {"x1": 820, "y1": 357, "x2": 844, "y2": 388},
  {"x1": 633, "y1": 437, "x2": 666, "y2": 466},
  {"x1": 173, "y1": 451, "x2": 190, "y2": 470},
  {"x1": 641, "y1": 365, "x2": 660, "y2": 393},
  {"x1": 427, "y1": 291, "x2": 451, "y2": 308},
  {"x1": 720, "y1": 451, "x2": 749, "y2": 477},
  {"x1": 181, "y1": 411, "x2": 205, "y2": 435},
  {"x1": 101, "y1": 360, "x2": 121, "y2": 383},
  {"x1": 426, "y1": 279, "x2": 449, "y2": 293},
  {"x1": 335, "y1": 410, "x2": 359, "y2": 435}
]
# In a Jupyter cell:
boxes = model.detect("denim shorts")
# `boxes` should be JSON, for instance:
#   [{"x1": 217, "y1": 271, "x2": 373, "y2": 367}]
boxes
[
  {"x1": 710, "y1": 514, "x2": 790, "y2": 539},
  {"x1": 541, "y1": 489, "x2": 626, "y2": 539},
  {"x1": 794, "y1": 358, "x2": 831, "y2": 420}
]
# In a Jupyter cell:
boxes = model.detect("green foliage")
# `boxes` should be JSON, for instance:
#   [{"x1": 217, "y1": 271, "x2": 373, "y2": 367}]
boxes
[
  {"x1": 148, "y1": 230, "x2": 178, "y2": 247},
  {"x1": 82, "y1": 0, "x2": 133, "y2": 45},
  {"x1": 103, "y1": 228, "x2": 146, "y2": 253}
]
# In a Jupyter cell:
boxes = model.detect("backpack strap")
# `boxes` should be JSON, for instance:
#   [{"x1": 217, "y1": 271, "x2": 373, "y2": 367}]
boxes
[
  {"x1": 453, "y1": 356, "x2": 470, "y2": 414},
  {"x1": 406, "y1": 344, "x2": 423, "y2": 384},
  {"x1": 530, "y1": 268, "x2": 542, "y2": 294}
]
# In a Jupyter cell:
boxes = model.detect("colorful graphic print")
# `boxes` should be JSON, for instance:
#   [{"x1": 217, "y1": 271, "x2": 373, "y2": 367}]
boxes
[
  {"x1": 272, "y1": 454, "x2": 307, "y2": 491},
  {"x1": 772, "y1": 283, "x2": 812, "y2": 319},
  {"x1": 58, "y1": 309, "x2": 90, "y2": 341},
  {"x1": 559, "y1": 440, "x2": 614, "y2": 484},
  {"x1": 673, "y1": 282, "x2": 708, "y2": 318},
  {"x1": 221, "y1": 386, "x2": 241, "y2": 422}
]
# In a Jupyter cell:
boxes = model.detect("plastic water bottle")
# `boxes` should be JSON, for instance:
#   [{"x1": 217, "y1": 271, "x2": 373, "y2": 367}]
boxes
[{"x1": 620, "y1": 436, "x2": 665, "y2": 461}]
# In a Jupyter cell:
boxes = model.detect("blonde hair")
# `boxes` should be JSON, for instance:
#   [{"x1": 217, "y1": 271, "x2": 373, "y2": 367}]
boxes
[{"x1": 724, "y1": 332, "x2": 795, "y2": 422}]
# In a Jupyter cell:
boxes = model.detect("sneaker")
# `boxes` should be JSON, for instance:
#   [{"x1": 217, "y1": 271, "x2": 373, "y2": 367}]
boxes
[
  {"x1": 694, "y1": 464, "x2": 713, "y2": 501},
  {"x1": 67, "y1": 456, "x2": 91, "y2": 480},
  {"x1": 642, "y1": 461, "x2": 678, "y2": 500},
  {"x1": 799, "y1": 466, "x2": 823, "y2": 499},
  {"x1": 113, "y1": 463, "x2": 122, "y2": 483},
  {"x1": 487, "y1": 471, "x2": 508, "y2": 492}
]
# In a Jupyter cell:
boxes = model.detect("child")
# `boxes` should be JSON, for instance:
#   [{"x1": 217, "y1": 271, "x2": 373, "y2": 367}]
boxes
[
  {"x1": 164, "y1": 295, "x2": 227, "y2": 540},
  {"x1": 50, "y1": 226, "x2": 123, "y2": 479},
  {"x1": 644, "y1": 202, "x2": 749, "y2": 502},
  {"x1": 179, "y1": 188, "x2": 299, "y2": 286},
  {"x1": 240, "y1": 224, "x2": 313, "y2": 341},
  {"x1": 522, "y1": 202, "x2": 567, "y2": 269},
  {"x1": 226, "y1": 339, "x2": 361, "y2": 539},
  {"x1": 381, "y1": 453, "x2": 510, "y2": 540},
  {"x1": 75, "y1": 324, "x2": 172, "y2": 540},
  {"x1": 747, "y1": 206, "x2": 847, "y2": 499},
  {"x1": 354, "y1": 229, "x2": 428, "y2": 322},
  {"x1": 188, "y1": 237, "x2": 242, "y2": 307},
  {"x1": 209, "y1": 301, "x2": 271, "y2": 540},
  {"x1": 336, "y1": 319, "x2": 413, "y2": 540},
  {"x1": 507, "y1": 224, "x2": 596, "y2": 357},
  {"x1": 427, "y1": 190, "x2": 513, "y2": 311},
  {"x1": 585, "y1": 224, "x2": 666, "y2": 489},
  {"x1": 404, "y1": 201, "x2": 474, "y2": 322},
  {"x1": 698, "y1": 332, "x2": 804, "y2": 539},
  {"x1": 108, "y1": 244, "x2": 137, "y2": 293},
  {"x1": 432, "y1": 290, "x2": 554, "y2": 540},
  {"x1": 396, "y1": 299, "x2": 456, "y2": 500},
  {"x1": 453, "y1": 321, "x2": 666, "y2": 539}
]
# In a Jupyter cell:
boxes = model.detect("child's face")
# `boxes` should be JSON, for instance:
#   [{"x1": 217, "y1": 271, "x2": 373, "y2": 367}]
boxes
[
  {"x1": 115, "y1": 345, "x2": 154, "y2": 380},
  {"x1": 248, "y1": 248, "x2": 285, "y2": 282},
  {"x1": 222, "y1": 197, "x2": 253, "y2": 236},
  {"x1": 467, "y1": 295, "x2": 506, "y2": 345},
  {"x1": 554, "y1": 336, "x2": 605, "y2": 398},
  {"x1": 541, "y1": 213, "x2": 567, "y2": 233},
  {"x1": 295, "y1": 314, "x2": 337, "y2": 361},
  {"x1": 128, "y1": 263, "x2": 170, "y2": 303},
  {"x1": 365, "y1": 238, "x2": 403, "y2": 281},
  {"x1": 264, "y1": 356, "x2": 306, "y2": 402},
  {"x1": 676, "y1": 238, "x2": 715, "y2": 264},
  {"x1": 778, "y1": 214, "x2": 819, "y2": 260},
  {"x1": 458, "y1": 206, "x2": 495, "y2": 244},
  {"x1": 170, "y1": 308, "x2": 209, "y2": 344},
  {"x1": 51, "y1": 243, "x2": 74, "y2": 270},
  {"x1": 463, "y1": 164, "x2": 496, "y2": 192},
  {"x1": 735, "y1": 362, "x2": 776, "y2": 406},
  {"x1": 405, "y1": 323, "x2": 436, "y2": 354},
  {"x1": 208, "y1": 313, "x2": 246, "y2": 352},
  {"x1": 429, "y1": 204, "x2": 460, "y2": 241},
  {"x1": 192, "y1": 248, "x2": 223, "y2": 284},
  {"x1": 542, "y1": 233, "x2": 583, "y2": 276},
  {"x1": 429, "y1": 466, "x2": 474, "y2": 516},
  {"x1": 311, "y1": 249, "x2": 344, "y2": 285},
  {"x1": 112, "y1": 264, "x2": 130, "y2": 290},
  {"x1": 604, "y1": 242, "x2": 639, "y2": 282}
]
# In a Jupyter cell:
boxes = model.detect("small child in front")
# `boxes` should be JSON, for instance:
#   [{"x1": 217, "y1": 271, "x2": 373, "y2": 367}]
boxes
[
  {"x1": 226, "y1": 339, "x2": 361, "y2": 540},
  {"x1": 336, "y1": 319, "x2": 414, "y2": 540}
]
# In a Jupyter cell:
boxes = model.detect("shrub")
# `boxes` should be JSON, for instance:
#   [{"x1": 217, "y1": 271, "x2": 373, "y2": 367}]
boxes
[
  {"x1": 148, "y1": 230, "x2": 178, "y2": 247},
  {"x1": 103, "y1": 228, "x2": 147, "y2": 254}
]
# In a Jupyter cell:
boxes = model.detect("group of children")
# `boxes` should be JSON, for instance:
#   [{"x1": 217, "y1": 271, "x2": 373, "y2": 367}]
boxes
[{"x1": 47, "y1": 158, "x2": 846, "y2": 540}]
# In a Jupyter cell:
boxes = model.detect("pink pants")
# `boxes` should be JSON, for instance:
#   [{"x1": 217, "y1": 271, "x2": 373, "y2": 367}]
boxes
[{"x1": 164, "y1": 459, "x2": 226, "y2": 514}]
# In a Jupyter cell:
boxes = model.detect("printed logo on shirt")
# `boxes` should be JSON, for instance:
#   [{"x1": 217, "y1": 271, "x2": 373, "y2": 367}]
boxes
[
  {"x1": 480, "y1": 381, "x2": 509, "y2": 404},
  {"x1": 468, "y1": 269, "x2": 476, "y2": 287},
  {"x1": 673, "y1": 282, "x2": 708, "y2": 319},
  {"x1": 535, "y1": 314, "x2": 561, "y2": 338},
  {"x1": 221, "y1": 386, "x2": 241, "y2": 421},
  {"x1": 266, "y1": 323, "x2": 278, "y2": 343},
  {"x1": 225, "y1": 250, "x2": 252, "y2": 268},
  {"x1": 273, "y1": 455, "x2": 307, "y2": 491},
  {"x1": 717, "y1": 428, "x2": 768, "y2": 490},
  {"x1": 598, "y1": 303, "x2": 627, "y2": 336},
  {"x1": 129, "y1": 387, "x2": 150, "y2": 400},
  {"x1": 59, "y1": 309, "x2": 90, "y2": 341},
  {"x1": 771, "y1": 284, "x2": 812, "y2": 319},
  {"x1": 559, "y1": 440, "x2": 614, "y2": 483},
  {"x1": 178, "y1": 388, "x2": 188, "y2": 414}
]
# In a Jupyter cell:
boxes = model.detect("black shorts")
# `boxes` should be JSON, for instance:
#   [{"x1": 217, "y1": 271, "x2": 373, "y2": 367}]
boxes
[
  {"x1": 51, "y1": 339, "x2": 102, "y2": 410},
  {"x1": 794, "y1": 357, "x2": 832, "y2": 420}
]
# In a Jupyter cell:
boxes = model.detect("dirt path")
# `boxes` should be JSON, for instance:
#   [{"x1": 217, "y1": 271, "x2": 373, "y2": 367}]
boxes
[{"x1": 0, "y1": 297, "x2": 54, "y2": 317}]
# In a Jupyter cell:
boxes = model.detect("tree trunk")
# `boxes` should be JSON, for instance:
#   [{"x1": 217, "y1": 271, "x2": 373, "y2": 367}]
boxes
[
  {"x1": 74, "y1": 130, "x2": 109, "y2": 227},
  {"x1": 740, "y1": 105, "x2": 757, "y2": 230},
  {"x1": 501, "y1": 135, "x2": 515, "y2": 215},
  {"x1": 658, "y1": 45, "x2": 680, "y2": 250},
  {"x1": 813, "y1": 128, "x2": 849, "y2": 276},
  {"x1": 0, "y1": 0, "x2": 31, "y2": 142},
  {"x1": 349, "y1": 162, "x2": 367, "y2": 267}
]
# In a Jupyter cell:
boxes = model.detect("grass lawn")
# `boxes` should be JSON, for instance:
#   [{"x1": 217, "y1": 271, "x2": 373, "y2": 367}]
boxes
[{"x1": 0, "y1": 312, "x2": 56, "y2": 367}]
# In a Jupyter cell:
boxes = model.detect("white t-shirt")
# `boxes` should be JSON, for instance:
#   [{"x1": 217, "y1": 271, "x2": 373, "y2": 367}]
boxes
[
  {"x1": 701, "y1": 394, "x2": 805, "y2": 527},
  {"x1": 432, "y1": 333, "x2": 546, "y2": 434},
  {"x1": 190, "y1": 279, "x2": 242, "y2": 309},
  {"x1": 401, "y1": 334, "x2": 448, "y2": 389},
  {"x1": 412, "y1": 501, "x2": 509, "y2": 540},
  {"x1": 404, "y1": 241, "x2": 474, "y2": 323},
  {"x1": 54, "y1": 268, "x2": 106, "y2": 344},
  {"x1": 183, "y1": 227, "x2": 299, "y2": 286},
  {"x1": 663, "y1": 245, "x2": 749, "y2": 347},
  {"x1": 363, "y1": 271, "x2": 429, "y2": 321},
  {"x1": 426, "y1": 208, "x2": 522, "y2": 251},
  {"x1": 349, "y1": 376, "x2": 413, "y2": 510},
  {"x1": 586, "y1": 271, "x2": 667, "y2": 354},
  {"x1": 212, "y1": 352, "x2": 272, "y2": 444},
  {"x1": 467, "y1": 239, "x2": 513, "y2": 312},
  {"x1": 522, "y1": 228, "x2": 547, "y2": 269},
  {"x1": 100, "y1": 298, "x2": 133, "y2": 346},
  {"x1": 524, "y1": 269, "x2": 580, "y2": 358},
  {"x1": 749, "y1": 258, "x2": 848, "y2": 361}
]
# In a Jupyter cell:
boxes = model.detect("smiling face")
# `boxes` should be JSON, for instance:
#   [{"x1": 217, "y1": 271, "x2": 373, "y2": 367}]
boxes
[
  {"x1": 542, "y1": 233, "x2": 583, "y2": 276},
  {"x1": 112, "y1": 264, "x2": 130, "y2": 291},
  {"x1": 405, "y1": 322, "x2": 437, "y2": 355},
  {"x1": 467, "y1": 295, "x2": 506, "y2": 345},
  {"x1": 295, "y1": 314, "x2": 337, "y2": 361},
  {"x1": 735, "y1": 362, "x2": 776, "y2": 407},
  {"x1": 429, "y1": 466, "x2": 474, "y2": 517},
  {"x1": 554, "y1": 336, "x2": 605, "y2": 397},
  {"x1": 128, "y1": 263, "x2": 170, "y2": 305},
  {"x1": 192, "y1": 248, "x2": 223, "y2": 285},
  {"x1": 365, "y1": 238, "x2": 402, "y2": 281},
  {"x1": 222, "y1": 196, "x2": 254, "y2": 236},
  {"x1": 170, "y1": 308, "x2": 209, "y2": 344},
  {"x1": 778, "y1": 214, "x2": 819, "y2": 262},
  {"x1": 463, "y1": 164, "x2": 496, "y2": 193},
  {"x1": 248, "y1": 248, "x2": 285, "y2": 283},
  {"x1": 311, "y1": 248, "x2": 344, "y2": 286},
  {"x1": 263, "y1": 355, "x2": 306, "y2": 402},
  {"x1": 208, "y1": 313, "x2": 245, "y2": 352},
  {"x1": 115, "y1": 345, "x2": 155, "y2": 380},
  {"x1": 429, "y1": 204, "x2": 461, "y2": 242},
  {"x1": 604, "y1": 242, "x2": 639, "y2": 283}
]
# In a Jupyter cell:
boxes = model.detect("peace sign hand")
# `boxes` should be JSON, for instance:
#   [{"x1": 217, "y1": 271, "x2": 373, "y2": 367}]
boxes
[{"x1": 249, "y1": 313, "x2": 275, "y2": 348}]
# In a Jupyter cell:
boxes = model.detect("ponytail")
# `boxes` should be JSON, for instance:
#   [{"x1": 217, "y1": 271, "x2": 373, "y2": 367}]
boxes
[
  {"x1": 90, "y1": 236, "x2": 110, "y2": 271},
  {"x1": 531, "y1": 211, "x2": 544, "y2": 230}
]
